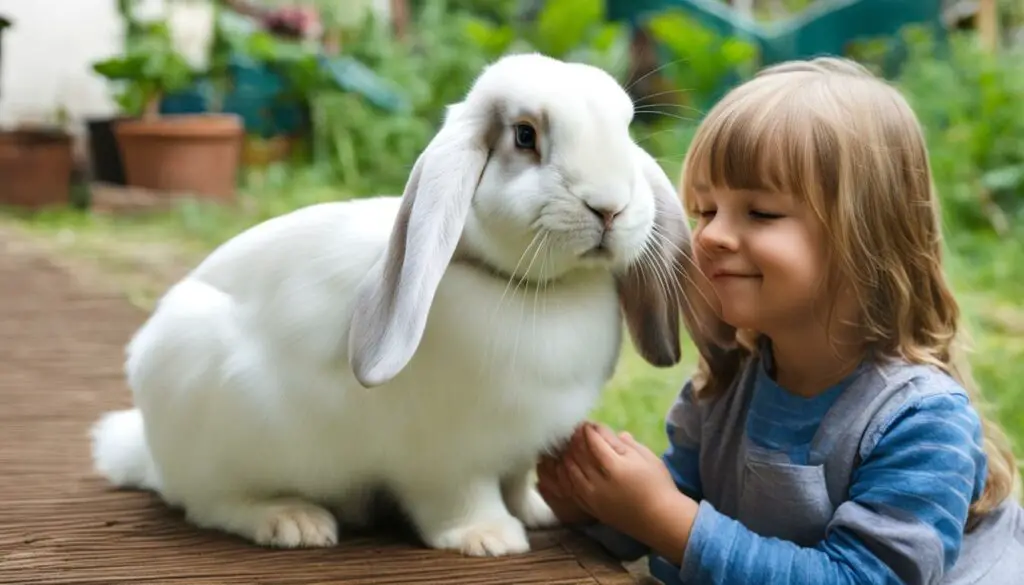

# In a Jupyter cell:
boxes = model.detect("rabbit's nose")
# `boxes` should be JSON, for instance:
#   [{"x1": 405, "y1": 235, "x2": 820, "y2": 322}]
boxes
[{"x1": 585, "y1": 203, "x2": 622, "y2": 230}]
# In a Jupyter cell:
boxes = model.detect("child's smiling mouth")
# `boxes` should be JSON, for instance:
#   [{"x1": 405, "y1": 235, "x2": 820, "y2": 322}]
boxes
[{"x1": 710, "y1": 270, "x2": 762, "y2": 280}]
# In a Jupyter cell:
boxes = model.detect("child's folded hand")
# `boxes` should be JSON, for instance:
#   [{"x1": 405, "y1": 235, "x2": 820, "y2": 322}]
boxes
[
  {"x1": 537, "y1": 448, "x2": 594, "y2": 525},
  {"x1": 563, "y1": 423, "x2": 690, "y2": 540}
]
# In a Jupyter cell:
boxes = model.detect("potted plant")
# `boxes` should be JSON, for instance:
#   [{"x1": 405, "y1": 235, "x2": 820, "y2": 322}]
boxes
[
  {"x1": 0, "y1": 127, "x2": 76, "y2": 210},
  {"x1": 92, "y1": 19, "x2": 244, "y2": 201}
]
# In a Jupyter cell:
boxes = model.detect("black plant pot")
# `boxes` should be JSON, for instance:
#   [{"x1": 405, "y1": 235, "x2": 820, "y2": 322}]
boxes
[{"x1": 86, "y1": 116, "x2": 130, "y2": 185}]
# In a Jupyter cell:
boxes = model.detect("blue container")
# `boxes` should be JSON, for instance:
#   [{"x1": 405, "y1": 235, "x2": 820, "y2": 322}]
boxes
[
  {"x1": 159, "y1": 84, "x2": 210, "y2": 117},
  {"x1": 160, "y1": 57, "x2": 307, "y2": 138},
  {"x1": 160, "y1": 52, "x2": 407, "y2": 138},
  {"x1": 224, "y1": 57, "x2": 307, "y2": 138}
]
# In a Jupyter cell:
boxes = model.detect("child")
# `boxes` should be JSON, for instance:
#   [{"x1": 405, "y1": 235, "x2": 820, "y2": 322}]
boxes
[{"x1": 537, "y1": 57, "x2": 1024, "y2": 584}]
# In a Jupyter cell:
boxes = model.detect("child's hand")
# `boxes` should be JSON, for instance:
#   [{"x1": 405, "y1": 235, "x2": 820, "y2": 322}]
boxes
[
  {"x1": 537, "y1": 451, "x2": 594, "y2": 525},
  {"x1": 563, "y1": 423, "x2": 694, "y2": 548}
]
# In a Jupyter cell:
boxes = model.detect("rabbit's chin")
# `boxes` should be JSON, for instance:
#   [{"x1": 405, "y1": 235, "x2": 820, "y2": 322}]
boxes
[
  {"x1": 452, "y1": 247, "x2": 624, "y2": 290},
  {"x1": 457, "y1": 184, "x2": 657, "y2": 286},
  {"x1": 455, "y1": 225, "x2": 650, "y2": 287}
]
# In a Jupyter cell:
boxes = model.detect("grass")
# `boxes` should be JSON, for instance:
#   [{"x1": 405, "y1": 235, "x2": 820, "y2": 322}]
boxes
[{"x1": 5, "y1": 171, "x2": 1023, "y2": 466}]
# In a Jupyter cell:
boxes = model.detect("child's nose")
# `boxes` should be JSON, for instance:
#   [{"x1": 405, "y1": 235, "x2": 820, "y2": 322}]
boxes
[{"x1": 698, "y1": 214, "x2": 739, "y2": 251}]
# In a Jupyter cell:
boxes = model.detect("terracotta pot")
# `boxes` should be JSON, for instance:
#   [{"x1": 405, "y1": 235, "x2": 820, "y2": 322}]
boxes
[
  {"x1": 0, "y1": 129, "x2": 73, "y2": 209},
  {"x1": 114, "y1": 113, "x2": 244, "y2": 201}
]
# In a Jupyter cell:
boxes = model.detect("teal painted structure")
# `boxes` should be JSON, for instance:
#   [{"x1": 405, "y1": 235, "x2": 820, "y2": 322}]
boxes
[
  {"x1": 160, "y1": 53, "x2": 409, "y2": 138},
  {"x1": 161, "y1": 11, "x2": 408, "y2": 137},
  {"x1": 606, "y1": 0, "x2": 945, "y2": 65}
]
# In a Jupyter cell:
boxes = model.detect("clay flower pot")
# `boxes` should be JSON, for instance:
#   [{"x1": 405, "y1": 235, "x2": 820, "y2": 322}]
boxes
[
  {"x1": 0, "y1": 129, "x2": 74, "y2": 209},
  {"x1": 114, "y1": 113, "x2": 244, "y2": 201}
]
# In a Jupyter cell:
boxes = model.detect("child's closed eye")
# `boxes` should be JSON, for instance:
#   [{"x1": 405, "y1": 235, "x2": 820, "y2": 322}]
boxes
[
  {"x1": 697, "y1": 208, "x2": 717, "y2": 219},
  {"x1": 750, "y1": 209, "x2": 784, "y2": 220}
]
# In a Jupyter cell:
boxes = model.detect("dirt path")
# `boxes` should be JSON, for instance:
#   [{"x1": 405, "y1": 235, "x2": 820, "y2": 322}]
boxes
[{"x1": 0, "y1": 227, "x2": 636, "y2": 585}]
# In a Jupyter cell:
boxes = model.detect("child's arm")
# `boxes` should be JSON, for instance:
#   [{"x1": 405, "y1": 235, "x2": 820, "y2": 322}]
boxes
[
  {"x1": 662, "y1": 391, "x2": 985, "y2": 585},
  {"x1": 577, "y1": 382, "x2": 705, "y2": 561}
]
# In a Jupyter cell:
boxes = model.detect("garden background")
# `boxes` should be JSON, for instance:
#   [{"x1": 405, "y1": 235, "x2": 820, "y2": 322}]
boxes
[{"x1": 1, "y1": 0, "x2": 1021, "y2": 465}]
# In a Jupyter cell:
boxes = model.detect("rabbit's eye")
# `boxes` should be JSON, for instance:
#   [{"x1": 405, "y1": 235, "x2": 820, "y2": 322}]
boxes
[{"x1": 513, "y1": 123, "x2": 537, "y2": 150}]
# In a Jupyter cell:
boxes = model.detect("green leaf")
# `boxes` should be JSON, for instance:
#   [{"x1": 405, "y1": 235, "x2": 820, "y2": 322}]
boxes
[
  {"x1": 462, "y1": 17, "x2": 515, "y2": 57},
  {"x1": 591, "y1": 24, "x2": 624, "y2": 52},
  {"x1": 981, "y1": 165, "x2": 1024, "y2": 192},
  {"x1": 92, "y1": 55, "x2": 147, "y2": 80},
  {"x1": 533, "y1": 0, "x2": 603, "y2": 58}
]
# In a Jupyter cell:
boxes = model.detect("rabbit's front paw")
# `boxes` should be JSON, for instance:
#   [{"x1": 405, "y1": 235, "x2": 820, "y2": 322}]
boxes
[
  {"x1": 185, "y1": 496, "x2": 339, "y2": 548},
  {"x1": 508, "y1": 486, "x2": 559, "y2": 529},
  {"x1": 428, "y1": 515, "x2": 531, "y2": 557},
  {"x1": 251, "y1": 499, "x2": 339, "y2": 548}
]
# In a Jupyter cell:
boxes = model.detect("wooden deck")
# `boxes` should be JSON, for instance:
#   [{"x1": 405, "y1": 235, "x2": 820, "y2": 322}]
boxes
[{"x1": 0, "y1": 228, "x2": 637, "y2": 585}]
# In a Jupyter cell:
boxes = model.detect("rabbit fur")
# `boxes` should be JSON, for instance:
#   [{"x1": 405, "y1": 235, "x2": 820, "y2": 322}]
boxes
[{"x1": 90, "y1": 52, "x2": 728, "y2": 557}]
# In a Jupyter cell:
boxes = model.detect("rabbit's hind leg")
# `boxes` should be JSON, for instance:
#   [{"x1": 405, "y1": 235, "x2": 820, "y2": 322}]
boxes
[{"x1": 183, "y1": 496, "x2": 339, "y2": 548}]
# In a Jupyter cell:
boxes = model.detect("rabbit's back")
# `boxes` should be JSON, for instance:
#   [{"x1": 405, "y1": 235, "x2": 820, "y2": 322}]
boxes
[
  {"x1": 190, "y1": 197, "x2": 400, "y2": 305},
  {"x1": 123, "y1": 198, "x2": 406, "y2": 498},
  {"x1": 184, "y1": 197, "x2": 401, "y2": 365}
]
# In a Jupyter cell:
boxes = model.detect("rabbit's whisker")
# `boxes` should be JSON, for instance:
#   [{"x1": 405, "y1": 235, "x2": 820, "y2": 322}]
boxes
[
  {"x1": 631, "y1": 109, "x2": 698, "y2": 125},
  {"x1": 635, "y1": 126, "x2": 686, "y2": 146},
  {"x1": 511, "y1": 231, "x2": 549, "y2": 376},
  {"x1": 495, "y1": 230, "x2": 544, "y2": 313},
  {"x1": 528, "y1": 236, "x2": 553, "y2": 398},
  {"x1": 625, "y1": 56, "x2": 693, "y2": 97},
  {"x1": 633, "y1": 104, "x2": 696, "y2": 115},
  {"x1": 632, "y1": 88, "x2": 701, "y2": 107},
  {"x1": 649, "y1": 226, "x2": 724, "y2": 338},
  {"x1": 639, "y1": 242, "x2": 674, "y2": 314},
  {"x1": 483, "y1": 229, "x2": 544, "y2": 377},
  {"x1": 653, "y1": 154, "x2": 692, "y2": 165}
]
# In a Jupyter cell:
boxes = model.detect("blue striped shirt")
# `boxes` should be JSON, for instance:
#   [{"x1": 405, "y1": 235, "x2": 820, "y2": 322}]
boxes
[{"x1": 584, "y1": 355, "x2": 991, "y2": 584}]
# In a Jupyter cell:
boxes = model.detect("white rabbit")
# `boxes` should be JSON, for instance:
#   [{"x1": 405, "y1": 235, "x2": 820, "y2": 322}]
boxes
[{"x1": 89, "y1": 52, "x2": 731, "y2": 557}]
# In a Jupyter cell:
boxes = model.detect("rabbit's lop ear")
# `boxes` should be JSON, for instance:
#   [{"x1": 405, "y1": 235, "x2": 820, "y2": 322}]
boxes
[
  {"x1": 348, "y1": 102, "x2": 496, "y2": 388},
  {"x1": 617, "y1": 147, "x2": 735, "y2": 367}
]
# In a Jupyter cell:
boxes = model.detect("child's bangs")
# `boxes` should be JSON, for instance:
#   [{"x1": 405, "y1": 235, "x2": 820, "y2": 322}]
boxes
[{"x1": 682, "y1": 86, "x2": 830, "y2": 211}]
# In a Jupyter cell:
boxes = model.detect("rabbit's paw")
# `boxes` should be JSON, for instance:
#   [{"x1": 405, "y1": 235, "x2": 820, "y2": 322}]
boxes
[
  {"x1": 249, "y1": 499, "x2": 339, "y2": 548},
  {"x1": 507, "y1": 486, "x2": 559, "y2": 529},
  {"x1": 428, "y1": 515, "x2": 530, "y2": 557},
  {"x1": 186, "y1": 497, "x2": 339, "y2": 548}
]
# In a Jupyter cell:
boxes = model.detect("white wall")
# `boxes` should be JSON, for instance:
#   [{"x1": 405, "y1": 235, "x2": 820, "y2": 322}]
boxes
[
  {"x1": 0, "y1": 0, "x2": 222, "y2": 133},
  {"x1": 0, "y1": 0, "x2": 127, "y2": 129}
]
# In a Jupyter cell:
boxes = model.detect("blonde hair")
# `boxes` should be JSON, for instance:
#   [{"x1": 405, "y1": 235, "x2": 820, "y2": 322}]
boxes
[{"x1": 679, "y1": 57, "x2": 1020, "y2": 522}]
